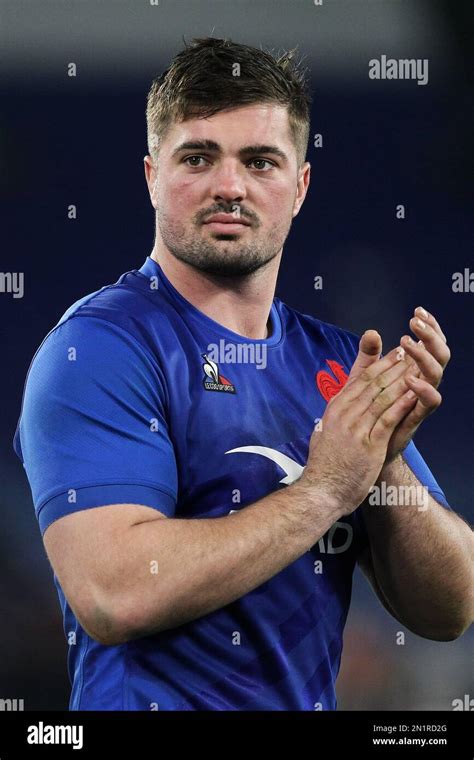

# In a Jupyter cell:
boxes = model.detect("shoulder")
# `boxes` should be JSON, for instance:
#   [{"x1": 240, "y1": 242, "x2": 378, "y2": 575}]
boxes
[
  {"x1": 56, "y1": 266, "x2": 171, "y2": 338},
  {"x1": 21, "y1": 267, "x2": 174, "y2": 417},
  {"x1": 33, "y1": 266, "x2": 175, "y2": 365}
]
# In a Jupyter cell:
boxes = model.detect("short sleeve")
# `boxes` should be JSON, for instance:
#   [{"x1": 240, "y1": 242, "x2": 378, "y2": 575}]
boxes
[
  {"x1": 15, "y1": 316, "x2": 178, "y2": 535},
  {"x1": 401, "y1": 440, "x2": 451, "y2": 509}
]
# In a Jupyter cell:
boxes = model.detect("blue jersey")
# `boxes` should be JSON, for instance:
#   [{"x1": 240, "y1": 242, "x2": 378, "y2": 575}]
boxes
[{"x1": 13, "y1": 256, "x2": 451, "y2": 710}]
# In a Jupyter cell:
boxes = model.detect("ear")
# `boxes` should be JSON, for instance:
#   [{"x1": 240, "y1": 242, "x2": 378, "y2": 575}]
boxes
[
  {"x1": 292, "y1": 161, "x2": 311, "y2": 218},
  {"x1": 144, "y1": 155, "x2": 154, "y2": 183},
  {"x1": 144, "y1": 155, "x2": 158, "y2": 209}
]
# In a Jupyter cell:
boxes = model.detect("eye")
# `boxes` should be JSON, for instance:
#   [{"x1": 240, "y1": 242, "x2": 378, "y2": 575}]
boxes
[
  {"x1": 182, "y1": 155, "x2": 276, "y2": 171},
  {"x1": 183, "y1": 155, "x2": 209, "y2": 167},
  {"x1": 248, "y1": 158, "x2": 275, "y2": 171}
]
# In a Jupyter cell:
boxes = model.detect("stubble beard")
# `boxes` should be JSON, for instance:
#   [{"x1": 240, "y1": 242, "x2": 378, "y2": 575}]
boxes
[{"x1": 156, "y1": 208, "x2": 290, "y2": 278}]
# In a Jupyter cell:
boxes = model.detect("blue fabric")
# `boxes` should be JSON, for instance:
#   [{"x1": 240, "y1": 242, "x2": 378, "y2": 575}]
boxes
[{"x1": 13, "y1": 256, "x2": 451, "y2": 710}]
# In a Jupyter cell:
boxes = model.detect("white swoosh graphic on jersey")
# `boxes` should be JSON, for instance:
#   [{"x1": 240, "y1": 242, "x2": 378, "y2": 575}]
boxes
[
  {"x1": 225, "y1": 446, "x2": 304, "y2": 485},
  {"x1": 224, "y1": 445, "x2": 353, "y2": 552}
]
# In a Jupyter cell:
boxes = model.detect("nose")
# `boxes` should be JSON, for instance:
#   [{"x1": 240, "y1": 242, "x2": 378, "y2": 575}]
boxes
[{"x1": 210, "y1": 159, "x2": 246, "y2": 205}]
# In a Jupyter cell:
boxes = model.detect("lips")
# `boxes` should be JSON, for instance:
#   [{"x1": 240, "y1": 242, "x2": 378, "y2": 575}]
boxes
[{"x1": 203, "y1": 214, "x2": 250, "y2": 226}]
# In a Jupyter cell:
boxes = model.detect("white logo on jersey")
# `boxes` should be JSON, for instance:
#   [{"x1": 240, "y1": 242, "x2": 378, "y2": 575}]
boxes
[
  {"x1": 225, "y1": 445, "x2": 304, "y2": 485},
  {"x1": 225, "y1": 445, "x2": 353, "y2": 553}
]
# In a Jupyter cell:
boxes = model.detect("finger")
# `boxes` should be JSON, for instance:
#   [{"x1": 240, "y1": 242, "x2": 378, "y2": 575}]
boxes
[
  {"x1": 400, "y1": 335, "x2": 444, "y2": 387},
  {"x1": 348, "y1": 330, "x2": 382, "y2": 379},
  {"x1": 396, "y1": 344, "x2": 421, "y2": 376},
  {"x1": 342, "y1": 344, "x2": 406, "y2": 401},
  {"x1": 370, "y1": 389, "x2": 418, "y2": 445},
  {"x1": 404, "y1": 375, "x2": 442, "y2": 417},
  {"x1": 414, "y1": 306, "x2": 447, "y2": 343},
  {"x1": 354, "y1": 364, "x2": 422, "y2": 434},
  {"x1": 347, "y1": 356, "x2": 413, "y2": 424},
  {"x1": 385, "y1": 376, "x2": 442, "y2": 443},
  {"x1": 409, "y1": 316, "x2": 451, "y2": 369}
]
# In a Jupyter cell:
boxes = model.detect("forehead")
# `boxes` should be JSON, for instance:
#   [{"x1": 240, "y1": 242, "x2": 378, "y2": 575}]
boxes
[{"x1": 164, "y1": 103, "x2": 294, "y2": 152}]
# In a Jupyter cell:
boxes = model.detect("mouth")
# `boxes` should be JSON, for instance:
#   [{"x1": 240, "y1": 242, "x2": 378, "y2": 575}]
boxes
[
  {"x1": 204, "y1": 221, "x2": 250, "y2": 233},
  {"x1": 203, "y1": 213, "x2": 251, "y2": 232}
]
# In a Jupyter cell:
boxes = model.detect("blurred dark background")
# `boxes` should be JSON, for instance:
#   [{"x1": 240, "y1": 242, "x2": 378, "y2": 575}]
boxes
[{"x1": 1, "y1": 0, "x2": 472, "y2": 710}]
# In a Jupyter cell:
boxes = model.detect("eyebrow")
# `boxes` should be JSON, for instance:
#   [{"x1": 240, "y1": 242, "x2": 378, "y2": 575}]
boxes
[{"x1": 171, "y1": 139, "x2": 289, "y2": 163}]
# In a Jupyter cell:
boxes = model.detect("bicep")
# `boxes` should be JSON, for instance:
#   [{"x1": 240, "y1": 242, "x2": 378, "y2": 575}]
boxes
[
  {"x1": 357, "y1": 440, "x2": 453, "y2": 619},
  {"x1": 19, "y1": 317, "x2": 178, "y2": 535},
  {"x1": 18, "y1": 317, "x2": 178, "y2": 639},
  {"x1": 357, "y1": 545, "x2": 404, "y2": 624},
  {"x1": 43, "y1": 502, "x2": 168, "y2": 638}
]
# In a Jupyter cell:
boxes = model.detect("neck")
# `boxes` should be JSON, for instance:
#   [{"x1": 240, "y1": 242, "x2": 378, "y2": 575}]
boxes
[{"x1": 150, "y1": 246, "x2": 281, "y2": 340}]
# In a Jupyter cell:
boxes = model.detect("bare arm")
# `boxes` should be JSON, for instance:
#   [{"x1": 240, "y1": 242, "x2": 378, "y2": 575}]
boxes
[
  {"x1": 349, "y1": 311, "x2": 473, "y2": 640},
  {"x1": 44, "y1": 340, "x2": 415, "y2": 646},
  {"x1": 360, "y1": 454, "x2": 474, "y2": 641},
  {"x1": 45, "y1": 483, "x2": 341, "y2": 645}
]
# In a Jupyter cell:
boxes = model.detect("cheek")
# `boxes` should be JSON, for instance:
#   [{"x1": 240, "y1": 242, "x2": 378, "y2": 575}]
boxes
[
  {"x1": 261, "y1": 185, "x2": 295, "y2": 223},
  {"x1": 160, "y1": 176, "x2": 200, "y2": 214}
]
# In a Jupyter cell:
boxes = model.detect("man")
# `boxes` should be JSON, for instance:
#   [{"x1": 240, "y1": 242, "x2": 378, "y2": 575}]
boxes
[{"x1": 14, "y1": 37, "x2": 472, "y2": 711}]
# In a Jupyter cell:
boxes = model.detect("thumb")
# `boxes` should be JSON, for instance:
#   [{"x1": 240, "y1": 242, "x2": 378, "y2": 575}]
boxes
[{"x1": 349, "y1": 330, "x2": 383, "y2": 379}]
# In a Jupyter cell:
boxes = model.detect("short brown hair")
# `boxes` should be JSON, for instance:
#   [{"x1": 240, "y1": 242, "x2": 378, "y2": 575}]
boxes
[{"x1": 146, "y1": 37, "x2": 312, "y2": 169}]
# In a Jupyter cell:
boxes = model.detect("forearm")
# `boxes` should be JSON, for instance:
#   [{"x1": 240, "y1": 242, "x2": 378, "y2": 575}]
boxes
[
  {"x1": 99, "y1": 480, "x2": 342, "y2": 643},
  {"x1": 362, "y1": 454, "x2": 474, "y2": 640}
]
